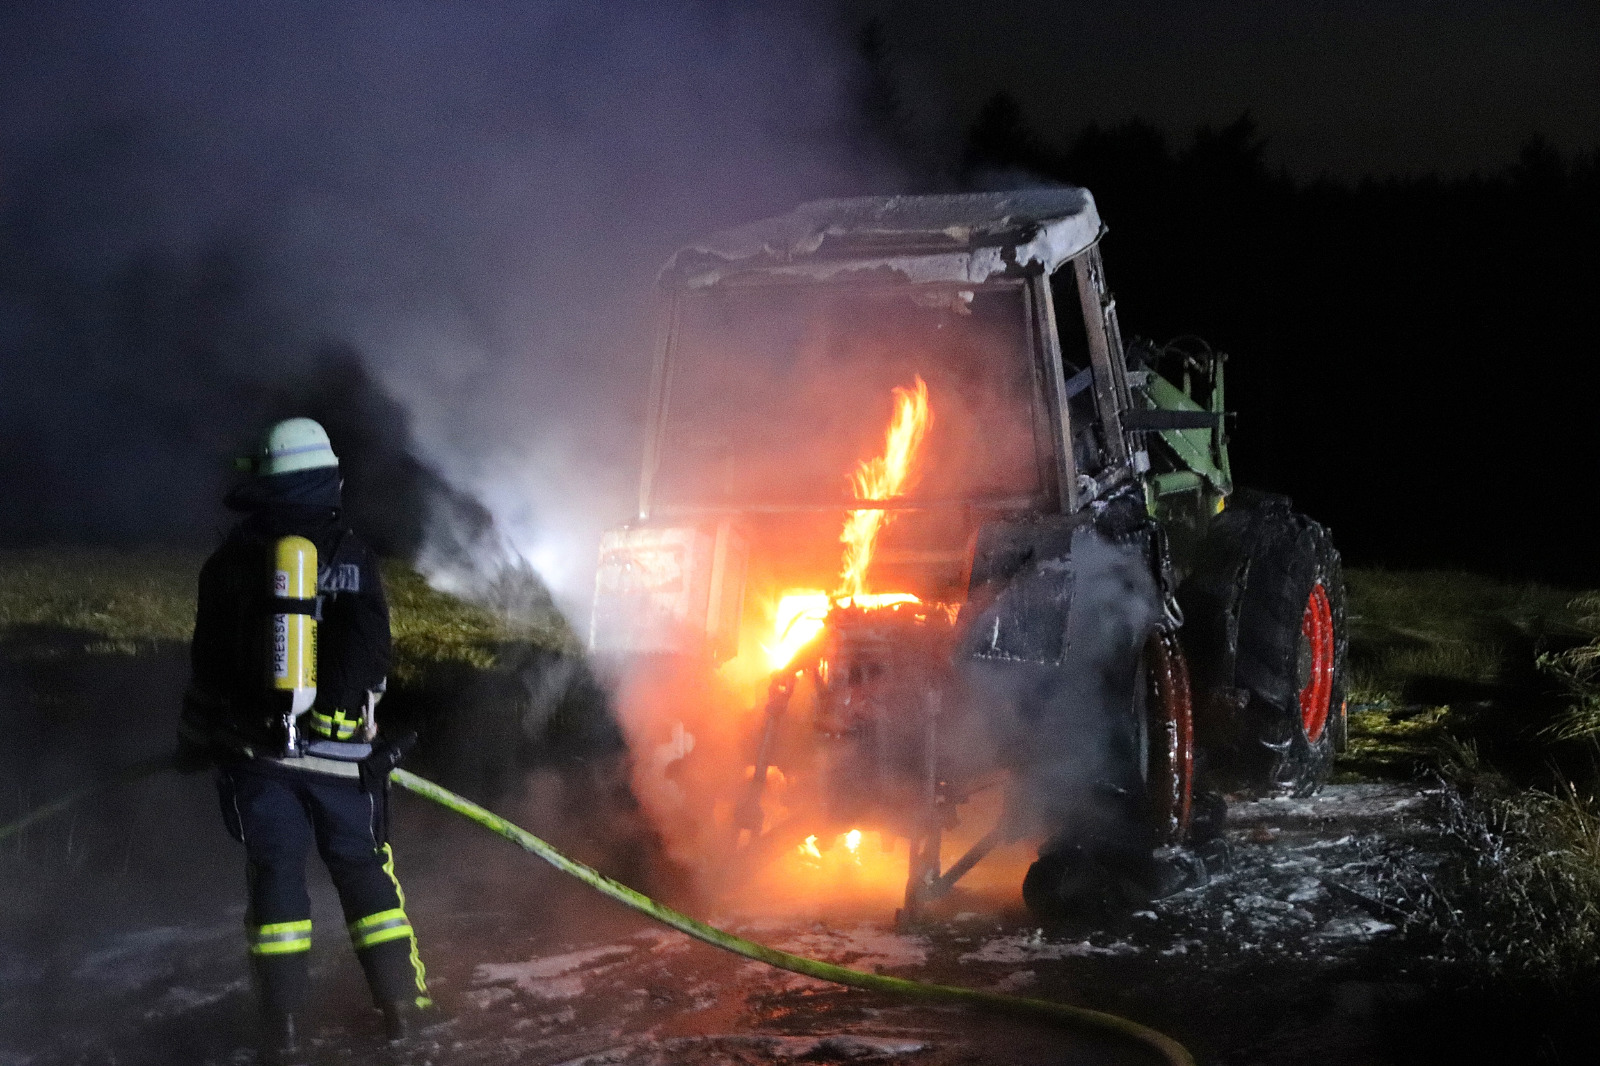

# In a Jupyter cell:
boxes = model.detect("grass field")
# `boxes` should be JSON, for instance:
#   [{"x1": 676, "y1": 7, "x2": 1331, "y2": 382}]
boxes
[
  {"x1": 1336, "y1": 570, "x2": 1600, "y2": 978},
  {"x1": 1340, "y1": 568, "x2": 1590, "y2": 781},
  {"x1": 0, "y1": 548, "x2": 575, "y2": 678}
]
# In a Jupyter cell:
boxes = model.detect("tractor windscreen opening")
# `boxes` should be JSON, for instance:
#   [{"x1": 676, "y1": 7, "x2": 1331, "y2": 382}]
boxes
[{"x1": 653, "y1": 283, "x2": 1048, "y2": 510}]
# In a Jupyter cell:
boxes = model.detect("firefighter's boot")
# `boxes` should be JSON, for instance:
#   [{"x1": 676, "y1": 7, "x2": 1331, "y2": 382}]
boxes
[
  {"x1": 258, "y1": 1009, "x2": 304, "y2": 1066},
  {"x1": 381, "y1": 1000, "x2": 414, "y2": 1043}
]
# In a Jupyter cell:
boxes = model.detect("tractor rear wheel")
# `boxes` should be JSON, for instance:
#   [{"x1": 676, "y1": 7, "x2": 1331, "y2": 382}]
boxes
[{"x1": 1182, "y1": 496, "x2": 1347, "y2": 797}]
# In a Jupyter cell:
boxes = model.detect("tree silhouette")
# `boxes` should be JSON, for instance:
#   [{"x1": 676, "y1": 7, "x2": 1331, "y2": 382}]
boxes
[{"x1": 959, "y1": 106, "x2": 1600, "y2": 584}]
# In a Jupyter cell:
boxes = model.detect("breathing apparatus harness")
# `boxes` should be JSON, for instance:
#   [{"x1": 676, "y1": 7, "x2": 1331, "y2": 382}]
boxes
[
  {"x1": 264, "y1": 530, "x2": 385, "y2": 759},
  {"x1": 269, "y1": 533, "x2": 321, "y2": 758}
]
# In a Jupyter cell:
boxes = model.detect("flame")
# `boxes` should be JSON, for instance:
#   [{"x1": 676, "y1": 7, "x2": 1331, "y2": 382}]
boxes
[
  {"x1": 765, "y1": 590, "x2": 924, "y2": 671},
  {"x1": 765, "y1": 590, "x2": 830, "y2": 671},
  {"x1": 759, "y1": 379, "x2": 933, "y2": 673},
  {"x1": 625, "y1": 373, "x2": 1037, "y2": 916},
  {"x1": 728, "y1": 378, "x2": 947, "y2": 908},
  {"x1": 837, "y1": 377, "x2": 931, "y2": 599},
  {"x1": 738, "y1": 794, "x2": 1033, "y2": 916},
  {"x1": 793, "y1": 828, "x2": 868, "y2": 867}
]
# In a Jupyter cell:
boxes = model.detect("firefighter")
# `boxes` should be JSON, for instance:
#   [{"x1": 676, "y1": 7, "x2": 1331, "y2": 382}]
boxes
[{"x1": 178, "y1": 417, "x2": 429, "y2": 1060}]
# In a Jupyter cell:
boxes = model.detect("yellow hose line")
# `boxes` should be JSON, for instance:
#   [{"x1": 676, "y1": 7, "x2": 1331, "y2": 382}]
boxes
[{"x1": 391, "y1": 768, "x2": 1195, "y2": 1066}]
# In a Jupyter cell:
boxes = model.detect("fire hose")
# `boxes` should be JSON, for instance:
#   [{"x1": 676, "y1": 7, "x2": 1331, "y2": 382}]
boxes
[{"x1": 1, "y1": 761, "x2": 1196, "y2": 1066}]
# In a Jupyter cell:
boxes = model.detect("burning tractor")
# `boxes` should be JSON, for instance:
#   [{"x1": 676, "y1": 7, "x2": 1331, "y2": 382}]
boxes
[{"x1": 590, "y1": 190, "x2": 1346, "y2": 921}]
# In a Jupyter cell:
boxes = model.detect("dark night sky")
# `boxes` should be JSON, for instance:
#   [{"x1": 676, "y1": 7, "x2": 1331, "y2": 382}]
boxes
[{"x1": 846, "y1": 0, "x2": 1600, "y2": 178}]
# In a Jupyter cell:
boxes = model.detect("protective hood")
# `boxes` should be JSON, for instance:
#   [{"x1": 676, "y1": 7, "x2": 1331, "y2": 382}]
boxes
[{"x1": 225, "y1": 467, "x2": 343, "y2": 518}]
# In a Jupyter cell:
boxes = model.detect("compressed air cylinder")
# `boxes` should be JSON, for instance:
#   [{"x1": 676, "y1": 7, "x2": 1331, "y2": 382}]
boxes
[{"x1": 271, "y1": 535, "x2": 318, "y2": 716}]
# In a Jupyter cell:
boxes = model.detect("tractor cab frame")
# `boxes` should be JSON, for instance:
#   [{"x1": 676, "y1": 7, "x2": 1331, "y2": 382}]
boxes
[{"x1": 592, "y1": 191, "x2": 1344, "y2": 922}]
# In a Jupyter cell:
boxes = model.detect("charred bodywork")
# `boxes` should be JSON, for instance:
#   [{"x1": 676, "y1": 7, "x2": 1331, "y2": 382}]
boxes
[{"x1": 592, "y1": 190, "x2": 1345, "y2": 919}]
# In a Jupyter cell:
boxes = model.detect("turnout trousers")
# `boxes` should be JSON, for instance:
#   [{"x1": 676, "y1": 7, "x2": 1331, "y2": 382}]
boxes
[{"x1": 217, "y1": 759, "x2": 430, "y2": 1015}]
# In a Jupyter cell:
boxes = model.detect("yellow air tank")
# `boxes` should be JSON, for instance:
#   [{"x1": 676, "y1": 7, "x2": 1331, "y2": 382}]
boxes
[{"x1": 271, "y1": 536, "x2": 318, "y2": 721}]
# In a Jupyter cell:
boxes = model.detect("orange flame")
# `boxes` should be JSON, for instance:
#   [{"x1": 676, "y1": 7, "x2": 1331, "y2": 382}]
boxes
[
  {"x1": 765, "y1": 590, "x2": 830, "y2": 671},
  {"x1": 765, "y1": 590, "x2": 923, "y2": 671},
  {"x1": 836, "y1": 377, "x2": 931, "y2": 599},
  {"x1": 793, "y1": 828, "x2": 870, "y2": 867},
  {"x1": 758, "y1": 379, "x2": 933, "y2": 673},
  {"x1": 753, "y1": 382, "x2": 938, "y2": 900}
]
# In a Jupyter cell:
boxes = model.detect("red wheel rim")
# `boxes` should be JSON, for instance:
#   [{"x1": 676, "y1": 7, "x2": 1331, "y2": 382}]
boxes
[
  {"x1": 1299, "y1": 582, "x2": 1334, "y2": 743},
  {"x1": 1147, "y1": 631, "x2": 1194, "y2": 843}
]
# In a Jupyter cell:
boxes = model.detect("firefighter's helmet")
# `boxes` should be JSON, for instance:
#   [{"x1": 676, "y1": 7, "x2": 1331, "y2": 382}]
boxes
[{"x1": 246, "y1": 418, "x2": 339, "y2": 476}]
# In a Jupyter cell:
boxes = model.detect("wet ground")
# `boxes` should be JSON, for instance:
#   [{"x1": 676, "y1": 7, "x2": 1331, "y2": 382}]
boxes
[
  {"x1": 3, "y1": 777, "x2": 1477, "y2": 1066},
  {"x1": 7, "y1": 638, "x2": 1590, "y2": 1065}
]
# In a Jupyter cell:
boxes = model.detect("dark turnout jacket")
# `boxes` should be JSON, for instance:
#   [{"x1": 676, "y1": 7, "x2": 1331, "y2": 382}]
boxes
[{"x1": 188, "y1": 469, "x2": 391, "y2": 750}]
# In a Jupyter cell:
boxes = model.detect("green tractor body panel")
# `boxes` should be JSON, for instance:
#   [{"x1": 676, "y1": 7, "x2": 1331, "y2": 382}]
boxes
[{"x1": 1141, "y1": 369, "x2": 1231, "y2": 500}]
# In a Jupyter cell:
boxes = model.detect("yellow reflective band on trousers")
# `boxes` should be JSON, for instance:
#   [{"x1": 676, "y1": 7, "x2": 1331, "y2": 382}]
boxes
[
  {"x1": 309, "y1": 708, "x2": 362, "y2": 741},
  {"x1": 349, "y1": 907, "x2": 413, "y2": 949},
  {"x1": 250, "y1": 919, "x2": 312, "y2": 956},
  {"x1": 379, "y1": 843, "x2": 432, "y2": 1009}
]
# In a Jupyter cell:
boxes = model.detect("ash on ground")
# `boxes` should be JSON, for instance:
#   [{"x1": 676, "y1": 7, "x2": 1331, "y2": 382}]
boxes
[{"x1": 1134, "y1": 784, "x2": 1437, "y2": 963}]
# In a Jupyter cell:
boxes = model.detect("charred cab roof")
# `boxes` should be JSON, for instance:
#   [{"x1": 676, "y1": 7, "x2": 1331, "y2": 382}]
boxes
[{"x1": 662, "y1": 188, "x2": 1103, "y2": 289}]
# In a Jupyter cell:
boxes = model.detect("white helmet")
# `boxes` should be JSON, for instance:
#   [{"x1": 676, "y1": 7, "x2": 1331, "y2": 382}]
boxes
[{"x1": 247, "y1": 417, "x2": 339, "y2": 476}]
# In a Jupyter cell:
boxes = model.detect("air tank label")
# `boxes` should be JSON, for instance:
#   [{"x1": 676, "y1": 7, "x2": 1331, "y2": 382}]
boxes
[{"x1": 273, "y1": 570, "x2": 290, "y2": 678}]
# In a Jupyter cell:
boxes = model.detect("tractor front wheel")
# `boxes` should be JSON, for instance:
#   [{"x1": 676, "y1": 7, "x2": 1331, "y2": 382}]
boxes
[{"x1": 1145, "y1": 630, "x2": 1195, "y2": 844}]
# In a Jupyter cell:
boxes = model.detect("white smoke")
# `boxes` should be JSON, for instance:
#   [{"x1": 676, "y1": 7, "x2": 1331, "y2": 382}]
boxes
[{"x1": 0, "y1": 0, "x2": 903, "y2": 616}]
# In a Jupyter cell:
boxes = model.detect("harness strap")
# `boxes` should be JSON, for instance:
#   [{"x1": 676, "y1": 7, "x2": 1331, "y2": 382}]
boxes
[{"x1": 268, "y1": 595, "x2": 322, "y2": 619}]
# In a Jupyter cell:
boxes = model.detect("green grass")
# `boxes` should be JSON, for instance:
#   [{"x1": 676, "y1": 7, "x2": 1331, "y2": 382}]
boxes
[
  {"x1": 381, "y1": 562, "x2": 577, "y2": 680},
  {"x1": 1338, "y1": 568, "x2": 1588, "y2": 780},
  {"x1": 0, "y1": 549, "x2": 202, "y2": 653},
  {"x1": 1538, "y1": 593, "x2": 1600, "y2": 743},
  {"x1": 0, "y1": 548, "x2": 575, "y2": 676},
  {"x1": 1339, "y1": 571, "x2": 1600, "y2": 978},
  {"x1": 1345, "y1": 568, "x2": 1581, "y2": 699}
]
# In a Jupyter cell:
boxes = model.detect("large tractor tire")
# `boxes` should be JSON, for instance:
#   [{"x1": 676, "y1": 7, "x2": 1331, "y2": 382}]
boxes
[{"x1": 1180, "y1": 494, "x2": 1347, "y2": 797}]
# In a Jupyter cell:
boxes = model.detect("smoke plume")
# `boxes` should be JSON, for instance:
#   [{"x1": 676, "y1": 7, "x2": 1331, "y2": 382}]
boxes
[{"x1": 0, "y1": 0, "x2": 901, "y2": 609}]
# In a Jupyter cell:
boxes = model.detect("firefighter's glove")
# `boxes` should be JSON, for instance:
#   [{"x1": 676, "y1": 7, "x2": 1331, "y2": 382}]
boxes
[{"x1": 359, "y1": 730, "x2": 417, "y2": 792}]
